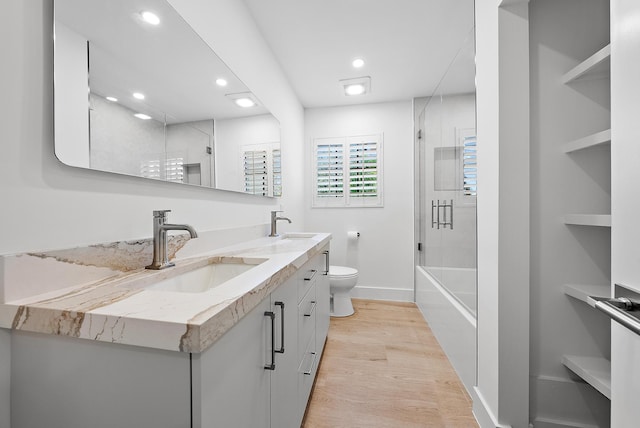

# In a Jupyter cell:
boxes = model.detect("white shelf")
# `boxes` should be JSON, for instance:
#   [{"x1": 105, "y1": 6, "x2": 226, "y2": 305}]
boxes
[
  {"x1": 562, "y1": 355, "x2": 611, "y2": 399},
  {"x1": 562, "y1": 45, "x2": 611, "y2": 84},
  {"x1": 563, "y1": 284, "x2": 610, "y2": 308},
  {"x1": 564, "y1": 214, "x2": 611, "y2": 227},
  {"x1": 562, "y1": 129, "x2": 611, "y2": 153}
]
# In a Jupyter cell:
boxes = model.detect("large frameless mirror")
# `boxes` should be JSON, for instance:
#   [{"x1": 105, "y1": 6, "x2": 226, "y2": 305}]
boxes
[{"x1": 53, "y1": 0, "x2": 281, "y2": 197}]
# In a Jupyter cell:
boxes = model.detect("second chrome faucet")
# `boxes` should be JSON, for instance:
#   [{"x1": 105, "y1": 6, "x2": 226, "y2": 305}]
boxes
[
  {"x1": 146, "y1": 210, "x2": 198, "y2": 270},
  {"x1": 269, "y1": 210, "x2": 291, "y2": 237}
]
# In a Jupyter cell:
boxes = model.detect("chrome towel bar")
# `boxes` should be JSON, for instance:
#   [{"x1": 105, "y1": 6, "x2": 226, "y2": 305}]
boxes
[{"x1": 592, "y1": 294, "x2": 640, "y2": 337}]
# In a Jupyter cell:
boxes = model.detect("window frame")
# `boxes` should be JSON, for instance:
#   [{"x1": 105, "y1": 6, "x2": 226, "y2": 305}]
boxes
[{"x1": 311, "y1": 134, "x2": 384, "y2": 208}]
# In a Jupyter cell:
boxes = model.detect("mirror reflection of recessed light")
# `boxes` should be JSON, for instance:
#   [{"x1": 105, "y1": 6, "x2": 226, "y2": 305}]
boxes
[
  {"x1": 106, "y1": 96, "x2": 118, "y2": 102},
  {"x1": 133, "y1": 92, "x2": 145, "y2": 100},
  {"x1": 235, "y1": 98, "x2": 255, "y2": 108},
  {"x1": 345, "y1": 84, "x2": 366, "y2": 96},
  {"x1": 226, "y1": 92, "x2": 259, "y2": 108},
  {"x1": 216, "y1": 78, "x2": 228, "y2": 87},
  {"x1": 352, "y1": 58, "x2": 365, "y2": 68},
  {"x1": 134, "y1": 113, "x2": 152, "y2": 120},
  {"x1": 141, "y1": 11, "x2": 160, "y2": 25}
]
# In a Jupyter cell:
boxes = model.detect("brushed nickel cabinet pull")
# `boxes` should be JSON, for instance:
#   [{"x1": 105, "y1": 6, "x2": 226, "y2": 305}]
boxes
[
  {"x1": 264, "y1": 311, "x2": 276, "y2": 370},
  {"x1": 275, "y1": 302, "x2": 285, "y2": 354}
]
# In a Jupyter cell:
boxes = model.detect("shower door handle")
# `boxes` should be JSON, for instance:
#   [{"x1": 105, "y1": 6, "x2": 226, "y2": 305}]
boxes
[
  {"x1": 431, "y1": 200, "x2": 437, "y2": 229},
  {"x1": 448, "y1": 199, "x2": 454, "y2": 230}
]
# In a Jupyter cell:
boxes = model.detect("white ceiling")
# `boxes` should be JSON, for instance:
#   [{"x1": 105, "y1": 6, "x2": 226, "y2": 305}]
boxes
[{"x1": 242, "y1": 0, "x2": 476, "y2": 108}]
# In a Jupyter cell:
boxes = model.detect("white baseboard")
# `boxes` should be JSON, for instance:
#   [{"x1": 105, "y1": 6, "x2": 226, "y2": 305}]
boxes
[
  {"x1": 473, "y1": 387, "x2": 512, "y2": 428},
  {"x1": 350, "y1": 285, "x2": 413, "y2": 302},
  {"x1": 532, "y1": 417, "x2": 598, "y2": 428}
]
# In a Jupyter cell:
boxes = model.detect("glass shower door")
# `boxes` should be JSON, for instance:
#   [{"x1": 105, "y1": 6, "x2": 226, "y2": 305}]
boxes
[{"x1": 417, "y1": 30, "x2": 477, "y2": 317}]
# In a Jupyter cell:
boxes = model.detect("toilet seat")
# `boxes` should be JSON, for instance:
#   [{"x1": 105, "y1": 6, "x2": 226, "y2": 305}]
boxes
[{"x1": 329, "y1": 265, "x2": 358, "y2": 278}]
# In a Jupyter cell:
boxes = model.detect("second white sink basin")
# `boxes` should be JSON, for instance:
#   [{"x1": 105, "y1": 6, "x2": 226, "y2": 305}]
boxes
[
  {"x1": 280, "y1": 233, "x2": 318, "y2": 240},
  {"x1": 146, "y1": 261, "x2": 261, "y2": 293}
]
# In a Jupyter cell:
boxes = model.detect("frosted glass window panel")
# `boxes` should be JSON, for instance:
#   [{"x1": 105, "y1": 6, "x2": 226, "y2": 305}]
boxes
[{"x1": 434, "y1": 146, "x2": 462, "y2": 191}]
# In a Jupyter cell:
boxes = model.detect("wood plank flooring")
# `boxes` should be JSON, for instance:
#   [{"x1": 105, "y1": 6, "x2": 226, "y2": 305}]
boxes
[{"x1": 302, "y1": 299, "x2": 478, "y2": 428}]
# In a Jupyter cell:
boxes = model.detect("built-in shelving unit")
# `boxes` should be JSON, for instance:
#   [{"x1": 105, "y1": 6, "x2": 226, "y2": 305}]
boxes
[
  {"x1": 561, "y1": 44, "x2": 611, "y2": 84},
  {"x1": 563, "y1": 214, "x2": 611, "y2": 227},
  {"x1": 562, "y1": 355, "x2": 611, "y2": 399},
  {"x1": 563, "y1": 283, "x2": 610, "y2": 307},
  {"x1": 562, "y1": 129, "x2": 611, "y2": 153},
  {"x1": 559, "y1": 30, "x2": 612, "y2": 416}
]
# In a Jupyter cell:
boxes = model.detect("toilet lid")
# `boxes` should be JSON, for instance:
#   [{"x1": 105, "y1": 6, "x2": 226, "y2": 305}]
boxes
[{"x1": 329, "y1": 265, "x2": 358, "y2": 277}]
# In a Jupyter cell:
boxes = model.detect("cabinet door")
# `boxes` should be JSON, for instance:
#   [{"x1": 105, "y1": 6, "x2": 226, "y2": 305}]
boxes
[
  {"x1": 192, "y1": 298, "x2": 271, "y2": 428},
  {"x1": 270, "y1": 275, "x2": 300, "y2": 428},
  {"x1": 11, "y1": 332, "x2": 191, "y2": 428}
]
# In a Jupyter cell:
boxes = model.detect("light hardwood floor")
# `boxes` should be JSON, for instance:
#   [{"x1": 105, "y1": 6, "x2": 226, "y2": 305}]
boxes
[{"x1": 303, "y1": 299, "x2": 478, "y2": 428}]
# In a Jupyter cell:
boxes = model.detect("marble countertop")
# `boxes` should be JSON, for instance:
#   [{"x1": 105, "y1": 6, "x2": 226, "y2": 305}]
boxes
[{"x1": 0, "y1": 232, "x2": 331, "y2": 353}]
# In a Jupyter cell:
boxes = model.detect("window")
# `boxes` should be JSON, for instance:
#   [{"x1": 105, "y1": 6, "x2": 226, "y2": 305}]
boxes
[
  {"x1": 462, "y1": 136, "x2": 477, "y2": 196},
  {"x1": 312, "y1": 134, "x2": 383, "y2": 207},
  {"x1": 140, "y1": 155, "x2": 184, "y2": 182},
  {"x1": 242, "y1": 143, "x2": 281, "y2": 197}
]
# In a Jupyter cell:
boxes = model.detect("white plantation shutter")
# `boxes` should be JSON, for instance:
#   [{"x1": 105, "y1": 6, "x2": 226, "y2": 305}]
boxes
[
  {"x1": 140, "y1": 155, "x2": 184, "y2": 182},
  {"x1": 241, "y1": 143, "x2": 281, "y2": 197},
  {"x1": 272, "y1": 148, "x2": 282, "y2": 197},
  {"x1": 316, "y1": 143, "x2": 344, "y2": 197},
  {"x1": 165, "y1": 157, "x2": 184, "y2": 183},
  {"x1": 349, "y1": 139, "x2": 378, "y2": 198},
  {"x1": 462, "y1": 136, "x2": 477, "y2": 196},
  {"x1": 140, "y1": 159, "x2": 161, "y2": 179},
  {"x1": 313, "y1": 134, "x2": 383, "y2": 207},
  {"x1": 243, "y1": 149, "x2": 268, "y2": 196}
]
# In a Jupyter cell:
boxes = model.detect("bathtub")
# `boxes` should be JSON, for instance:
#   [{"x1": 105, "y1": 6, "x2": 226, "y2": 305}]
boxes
[{"x1": 415, "y1": 266, "x2": 477, "y2": 395}]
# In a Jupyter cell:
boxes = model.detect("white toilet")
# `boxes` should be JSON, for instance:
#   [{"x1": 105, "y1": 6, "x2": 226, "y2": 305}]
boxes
[{"x1": 329, "y1": 265, "x2": 359, "y2": 317}]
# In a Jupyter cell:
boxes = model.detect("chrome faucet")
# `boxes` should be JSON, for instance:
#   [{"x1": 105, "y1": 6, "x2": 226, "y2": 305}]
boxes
[
  {"x1": 146, "y1": 210, "x2": 198, "y2": 270},
  {"x1": 269, "y1": 210, "x2": 291, "y2": 237}
]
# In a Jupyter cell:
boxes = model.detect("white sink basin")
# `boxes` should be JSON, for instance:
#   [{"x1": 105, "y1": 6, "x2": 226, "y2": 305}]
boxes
[
  {"x1": 280, "y1": 233, "x2": 318, "y2": 239},
  {"x1": 146, "y1": 261, "x2": 261, "y2": 293}
]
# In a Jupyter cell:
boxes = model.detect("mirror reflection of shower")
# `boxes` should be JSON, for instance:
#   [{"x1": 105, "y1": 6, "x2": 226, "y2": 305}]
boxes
[{"x1": 416, "y1": 28, "x2": 477, "y2": 317}]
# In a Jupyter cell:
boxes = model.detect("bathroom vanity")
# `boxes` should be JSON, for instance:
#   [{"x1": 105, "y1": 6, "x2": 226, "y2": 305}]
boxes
[{"x1": 1, "y1": 231, "x2": 331, "y2": 428}]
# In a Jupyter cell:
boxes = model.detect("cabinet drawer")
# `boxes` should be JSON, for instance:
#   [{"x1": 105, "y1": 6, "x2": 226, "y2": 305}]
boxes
[
  {"x1": 298, "y1": 264, "x2": 319, "y2": 303},
  {"x1": 298, "y1": 283, "x2": 317, "y2": 360},
  {"x1": 297, "y1": 333, "x2": 318, "y2": 421}
]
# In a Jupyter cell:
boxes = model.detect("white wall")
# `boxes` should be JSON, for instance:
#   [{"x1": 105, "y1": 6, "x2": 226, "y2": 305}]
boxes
[
  {"x1": 474, "y1": 0, "x2": 530, "y2": 427},
  {"x1": 304, "y1": 101, "x2": 414, "y2": 301},
  {"x1": 0, "y1": 0, "x2": 304, "y2": 421}
]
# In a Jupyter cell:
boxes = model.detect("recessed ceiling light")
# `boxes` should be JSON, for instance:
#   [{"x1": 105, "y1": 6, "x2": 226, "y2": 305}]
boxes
[
  {"x1": 106, "y1": 96, "x2": 118, "y2": 102},
  {"x1": 216, "y1": 78, "x2": 228, "y2": 87},
  {"x1": 134, "y1": 113, "x2": 152, "y2": 120},
  {"x1": 352, "y1": 58, "x2": 365, "y2": 68},
  {"x1": 339, "y1": 76, "x2": 371, "y2": 96},
  {"x1": 133, "y1": 92, "x2": 145, "y2": 100},
  {"x1": 141, "y1": 11, "x2": 160, "y2": 25}
]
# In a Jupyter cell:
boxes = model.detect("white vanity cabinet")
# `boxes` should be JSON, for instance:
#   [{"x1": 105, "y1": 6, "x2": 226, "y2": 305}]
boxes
[
  {"x1": 192, "y1": 244, "x2": 330, "y2": 428},
  {"x1": 9, "y1": 244, "x2": 331, "y2": 428}
]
